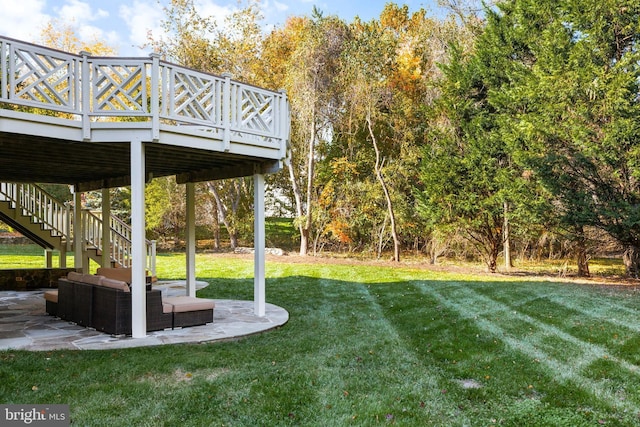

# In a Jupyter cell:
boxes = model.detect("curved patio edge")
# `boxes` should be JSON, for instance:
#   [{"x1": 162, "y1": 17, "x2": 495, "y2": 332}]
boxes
[
  {"x1": 73, "y1": 300, "x2": 289, "y2": 351},
  {"x1": 0, "y1": 292, "x2": 289, "y2": 351}
]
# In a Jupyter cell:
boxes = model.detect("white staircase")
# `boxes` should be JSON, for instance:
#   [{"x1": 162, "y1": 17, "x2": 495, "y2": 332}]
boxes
[{"x1": 0, "y1": 182, "x2": 155, "y2": 271}]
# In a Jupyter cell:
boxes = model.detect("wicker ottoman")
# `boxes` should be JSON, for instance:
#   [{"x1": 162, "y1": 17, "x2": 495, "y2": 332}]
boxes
[{"x1": 163, "y1": 296, "x2": 215, "y2": 328}]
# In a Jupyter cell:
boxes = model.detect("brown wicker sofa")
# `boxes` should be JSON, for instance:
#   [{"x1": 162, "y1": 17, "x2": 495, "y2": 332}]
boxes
[{"x1": 46, "y1": 271, "x2": 215, "y2": 335}]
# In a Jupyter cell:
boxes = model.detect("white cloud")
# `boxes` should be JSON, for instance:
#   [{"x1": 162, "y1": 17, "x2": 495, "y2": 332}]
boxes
[
  {"x1": 196, "y1": 0, "x2": 235, "y2": 25},
  {"x1": 120, "y1": 0, "x2": 166, "y2": 55},
  {"x1": 264, "y1": 0, "x2": 289, "y2": 13},
  {"x1": 121, "y1": 0, "x2": 236, "y2": 54},
  {"x1": 55, "y1": 0, "x2": 104, "y2": 22},
  {"x1": 43, "y1": 0, "x2": 120, "y2": 54},
  {"x1": 255, "y1": 0, "x2": 291, "y2": 29},
  {"x1": 274, "y1": 1, "x2": 289, "y2": 12},
  {"x1": 0, "y1": 0, "x2": 50, "y2": 42},
  {"x1": 96, "y1": 8, "x2": 109, "y2": 20}
]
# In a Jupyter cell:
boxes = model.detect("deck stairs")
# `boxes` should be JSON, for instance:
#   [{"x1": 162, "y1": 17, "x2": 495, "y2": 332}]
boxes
[{"x1": 0, "y1": 182, "x2": 155, "y2": 270}]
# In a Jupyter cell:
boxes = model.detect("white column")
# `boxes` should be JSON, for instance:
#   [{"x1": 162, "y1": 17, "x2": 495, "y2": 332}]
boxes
[
  {"x1": 130, "y1": 138, "x2": 147, "y2": 338},
  {"x1": 73, "y1": 190, "x2": 83, "y2": 271},
  {"x1": 254, "y1": 173, "x2": 266, "y2": 317},
  {"x1": 101, "y1": 188, "x2": 111, "y2": 268},
  {"x1": 186, "y1": 182, "x2": 196, "y2": 297}
]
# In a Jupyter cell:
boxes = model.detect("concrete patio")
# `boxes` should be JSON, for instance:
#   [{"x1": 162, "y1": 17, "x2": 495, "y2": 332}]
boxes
[{"x1": 0, "y1": 281, "x2": 289, "y2": 351}]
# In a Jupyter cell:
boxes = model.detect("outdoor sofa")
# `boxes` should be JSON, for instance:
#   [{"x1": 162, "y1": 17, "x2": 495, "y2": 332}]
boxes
[{"x1": 44, "y1": 270, "x2": 215, "y2": 335}]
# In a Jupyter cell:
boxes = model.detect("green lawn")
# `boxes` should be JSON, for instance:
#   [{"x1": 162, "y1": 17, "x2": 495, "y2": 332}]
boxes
[{"x1": 1, "y1": 250, "x2": 640, "y2": 426}]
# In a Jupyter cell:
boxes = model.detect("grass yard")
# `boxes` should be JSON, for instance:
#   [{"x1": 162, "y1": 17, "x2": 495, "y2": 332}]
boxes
[{"x1": 1, "y1": 251, "x2": 640, "y2": 426}]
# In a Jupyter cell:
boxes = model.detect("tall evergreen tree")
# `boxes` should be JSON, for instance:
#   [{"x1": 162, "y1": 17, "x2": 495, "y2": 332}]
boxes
[
  {"x1": 417, "y1": 39, "x2": 531, "y2": 272},
  {"x1": 422, "y1": 0, "x2": 640, "y2": 275},
  {"x1": 491, "y1": 0, "x2": 640, "y2": 276}
]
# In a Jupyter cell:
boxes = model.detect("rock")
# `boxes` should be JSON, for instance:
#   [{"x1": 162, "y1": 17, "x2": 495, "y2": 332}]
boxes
[{"x1": 233, "y1": 247, "x2": 285, "y2": 256}]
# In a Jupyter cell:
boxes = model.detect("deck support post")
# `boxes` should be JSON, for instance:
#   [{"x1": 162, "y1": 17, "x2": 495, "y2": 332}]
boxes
[
  {"x1": 59, "y1": 245, "x2": 66, "y2": 269},
  {"x1": 44, "y1": 249, "x2": 52, "y2": 269},
  {"x1": 254, "y1": 172, "x2": 266, "y2": 317},
  {"x1": 130, "y1": 138, "x2": 147, "y2": 338},
  {"x1": 101, "y1": 188, "x2": 111, "y2": 268},
  {"x1": 186, "y1": 182, "x2": 196, "y2": 297},
  {"x1": 73, "y1": 190, "x2": 83, "y2": 272}
]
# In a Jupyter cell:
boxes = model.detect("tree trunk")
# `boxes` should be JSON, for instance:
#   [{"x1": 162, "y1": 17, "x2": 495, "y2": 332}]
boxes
[
  {"x1": 206, "y1": 182, "x2": 238, "y2": 249},
  {"x1": 486, "y1": 239, "x2": 500, "y2": 273},
  {"x1": 473, "y1": 225, "x2": 501, "y2": 273},
  {"x1": 503, "y1": 201, "x2": 511, "y2": 271},
  {"x1": 576, "y1": 247, "x2": 590, "y2": 277},
  {"x1": 575, "y1": 227, "x2": 590, "y2": 277},
  {"x1": 377, "y1": 214, "x2": 389, "y2": 260},
  {"x1": 212, "y1": 202, "x2": 221, "y2": 249},
  {"x1": 214, "y1": 226, "x2": 220, "y2": 249},
  {"x1": 303, "y1": 117, "x2": 316, "y2": 256},
  {"x1": 288, "y1": 112, "x2": 317, "y2": 257},
  {"x1": 623, "y1": 245, "x2": 640, "y2": 278},
  {"x1": 366, "y1": 113, "x2": 400, "y2": 262},
  {"x1": 300, "y1": 228, "x2": 310, "y2": 256},
  {"x1": 287, "y1": 160, "x2": 306, "y2": 255}
]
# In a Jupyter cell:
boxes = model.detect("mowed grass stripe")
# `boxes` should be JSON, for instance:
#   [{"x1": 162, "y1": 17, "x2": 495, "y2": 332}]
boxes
[
  {"x1": 200, "y1": 271, "x2": 382, "y2": 425},
  {"x1": 509, "y1": 296, "x2": 640, "y2": 367},
  {"x1": 468, "y1": 282, "x2": 640, "y2": 369},
  {"x1": 356, "y1": 281, "x2": 478, "y2": 425},
  {"x1": 475, "y1": 281, "x2": 640, "y2": 334},
  {"x1": 545, "y1": 291, "x2": 640, "y2": 330},
  {"x1": 312, "y1": 276, "x2": 465, "y2": 425},
  {"x1": 243, "y1": 267, "x2": 442, "y2": 425},
  {"x1": 367, "y1": 280, "x2": 583, "y2": 425},
  {"x1": 413, "y1": 280, "x2": 640, "y2": 416}
]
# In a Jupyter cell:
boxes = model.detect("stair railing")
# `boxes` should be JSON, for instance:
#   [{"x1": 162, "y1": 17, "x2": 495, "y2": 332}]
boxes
[
  {"x1": 0, "y1": 182, "x2": 70, "y2": 239},
  {"x1": 0, "y1": 182, "x2": 156, "y2": 275},
  {"x1": 81, "y1": 210, "x2": 156, "y2": 274}
]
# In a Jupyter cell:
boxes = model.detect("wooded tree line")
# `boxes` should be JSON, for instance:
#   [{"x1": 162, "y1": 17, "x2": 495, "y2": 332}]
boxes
[
  {"x1": 34, "y1": 0, "x2": 640, "y2": 276},
  {"x1": 145, "y1": 0, "x2": 475, "y2": 262},
  {"x1": 416, "y1": 0, "x2": 640, "y2": 276}
]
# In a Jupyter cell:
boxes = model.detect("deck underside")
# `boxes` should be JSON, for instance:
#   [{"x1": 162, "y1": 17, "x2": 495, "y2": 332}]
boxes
[{"x1": 0, "y1": 110, "x2": 282, "y2": 191}]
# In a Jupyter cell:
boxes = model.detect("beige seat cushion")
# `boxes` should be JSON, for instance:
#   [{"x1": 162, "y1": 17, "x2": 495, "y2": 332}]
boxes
[
  {"x1": 162, "y1": 303, "x2": 173, "y2": 314},
  {"x1": 81, "y1": 274, "x2": 104, "y2": 285},
  {"x1": 97, "y1": 267, "x2": 132, "y2": 284},
  {"x1": 98, "y1": 278, "x2": 130, "y2": 292},
  {"x1": 67, "y1": 271, "x2": 84, "y2": 282},
  {"x1": 162, "y1": 296, "x2": 215, "y2": 313},
  {"x1": 44, "y1": 290, "x2": 58, "y2": 303}
]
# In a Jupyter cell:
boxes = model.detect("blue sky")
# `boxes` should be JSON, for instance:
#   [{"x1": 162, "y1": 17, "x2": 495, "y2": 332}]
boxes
[{"x1": 0, "y1": 0, "x2": 448, "y2": 56}]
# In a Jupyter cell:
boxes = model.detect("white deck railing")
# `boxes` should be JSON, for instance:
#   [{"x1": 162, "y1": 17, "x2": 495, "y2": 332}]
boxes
[{"x1": 0, "y1": 36, "x2": 289, "y2": 155}]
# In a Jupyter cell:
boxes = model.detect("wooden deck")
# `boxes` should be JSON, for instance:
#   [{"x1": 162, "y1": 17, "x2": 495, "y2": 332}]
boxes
[
  {"x1": 0, "y1": 36, "x2": 290, "y2": 333},
  {"x1": 0, "y1": 36, "x2": 289, "y2": 190}
]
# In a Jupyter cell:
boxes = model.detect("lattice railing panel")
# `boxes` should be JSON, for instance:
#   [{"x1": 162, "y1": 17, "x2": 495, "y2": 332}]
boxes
[
  {"x1": 170, "y1": 69, "x2": 222, "y2": 124},
  {"x1": 92, "y1": 62, "x2": 147, "y2": 113},
  {"x1": 236, "y1": 87, "x2": 275, "y2": 135},
  {"x1": 1, "y1": 36, "x2": 289, "y2": 152},
  {"x1": 9, "y1": 46, "x2": 78, "y2": 111}
]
